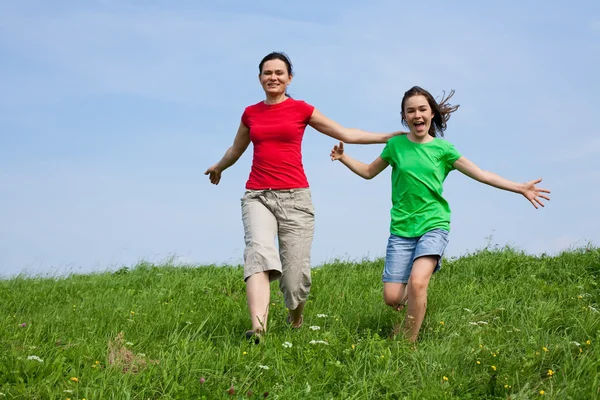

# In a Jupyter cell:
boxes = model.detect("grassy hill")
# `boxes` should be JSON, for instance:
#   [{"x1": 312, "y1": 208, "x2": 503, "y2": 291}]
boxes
[{"x1": 1, "y1": 247, "x2": 599, "y2": 399}]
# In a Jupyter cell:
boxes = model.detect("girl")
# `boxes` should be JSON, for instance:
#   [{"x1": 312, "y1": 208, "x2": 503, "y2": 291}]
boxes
[{"x1": 330, "y1": 86, "x2": 550, "y2": 342}]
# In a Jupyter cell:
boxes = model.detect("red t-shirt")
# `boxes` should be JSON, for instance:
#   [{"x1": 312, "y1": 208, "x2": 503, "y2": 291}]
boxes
[{"x1": 241, "y1": 98, "x2": 315, "y2": 190}]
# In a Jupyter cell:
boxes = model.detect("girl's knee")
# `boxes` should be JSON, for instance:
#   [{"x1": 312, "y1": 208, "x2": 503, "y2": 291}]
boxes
[
  {"x1": 409, "y1": 277, "x2": 429, "y2": 294},
  {"x1": 383, "y1": 292, "x2": 403, "y2": 307}
]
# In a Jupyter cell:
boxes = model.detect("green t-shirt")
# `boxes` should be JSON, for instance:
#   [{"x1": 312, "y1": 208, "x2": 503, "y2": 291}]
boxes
[{"x1": 380, "y1": 135, "x2": 462, "y2": 237}]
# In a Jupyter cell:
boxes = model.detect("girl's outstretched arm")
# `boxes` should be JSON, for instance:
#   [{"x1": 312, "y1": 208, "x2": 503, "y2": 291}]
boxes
[
  {"x1": 453, "y1": 156, "x2": 551, "y2": 209},
  {"x1": 310, "y1": 109, "x2": 406, "y2": 144},
  {"x1": 330, "y1": 141, "x2": 389, "y2": 179}
]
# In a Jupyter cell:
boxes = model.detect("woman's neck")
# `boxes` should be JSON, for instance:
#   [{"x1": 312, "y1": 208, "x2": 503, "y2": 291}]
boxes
[{"x1": 264, "y1": 94, "x2": 288, "y2": 105}]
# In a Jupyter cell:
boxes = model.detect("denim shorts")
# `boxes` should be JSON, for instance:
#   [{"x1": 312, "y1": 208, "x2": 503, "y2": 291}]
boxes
[{"x1": 382, "y1": 229, "x2": 450, "y2": 284}]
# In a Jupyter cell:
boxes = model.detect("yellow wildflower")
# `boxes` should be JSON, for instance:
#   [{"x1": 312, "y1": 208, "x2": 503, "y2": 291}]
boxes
[
  {"x1": 579, "y1": 348, "x2": 583, "y2": 353},
  {"x1": 243, "y1": 351, "x2": 247, "y2": 355},
  {"x1": 351, "y1": 344, "x2": 355, "y2": 350},
  {"x1": 491, "y1": 365, "x2": 497, "y2": 371},
  {"x1": 130, "y1": 311, "x2": 135, "y2": 315},
  {"x1": 439, "y1": 321, "x2": 445, "y2": 326},
  {"x1": 586, "y1": 340, "x2": 591, "y2": 345},
  {"x1": 542, "y1": 347, "x2": 548, "y2": 352},
  {"x1": 540, "y1": 390, "x2": 545, "y2": 395},
  {"x1": 476, "y1": 360, "x2": 481, "y2": 365},
  {"x1": 95, "y1": 360, "x2": 100, "y2": 365},
  {"x1": 547, "y1": 369, "x2": 554, "y2": 376},
  {"x1": 70, "y1": 377, "x2": 78, "y2": 383},
  {"x1": 442, "y1": 376, "x2": 448, "y2": 381}
]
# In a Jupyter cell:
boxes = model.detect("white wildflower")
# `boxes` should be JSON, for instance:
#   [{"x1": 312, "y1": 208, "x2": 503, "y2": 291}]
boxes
[
  {"x1": 571, "y1": 341, "x2": 581, "y2": 347},
  {"x1": 64, "y1": 390, "x2": 74, "y2": 394},
  {"x1": 309, "y1": 326, "x2": 321, "y2": 331},
  {"x1": 309, "y1": 340, "x2": 329, "y2": 345},
  {"x1": 125, "y1": 342, "x2": 134, "y2": 346},
  {"x1": 137, "y1": 353, "x2": 146, "y2": 357},
  {"x1": 589, "y1": 306, "x2": 599, "y2": 313},
  {"x1": 469, "y1": 321, "x2": 489, "y2": 326},
  {"x1": 27, "y1": 355, "x2": 43, "y2": 363},
  {"x1": 317, "y1": 314, "x2": 328, "y2": 318},
  {"x1": 463, "y1": 308, "x2": 473, "y2": 313},
  {"x1": 258, "y1": 365, "x2": 269, "y2": 370},
  {"x1": 282, "y1": 342, "x2": 293, "y2": 348}
]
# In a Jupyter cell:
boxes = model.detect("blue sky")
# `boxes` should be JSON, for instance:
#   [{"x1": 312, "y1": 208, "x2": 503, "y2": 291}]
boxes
[{"x1": 1, "y1": 0, "x2": 599, "y2": 277}]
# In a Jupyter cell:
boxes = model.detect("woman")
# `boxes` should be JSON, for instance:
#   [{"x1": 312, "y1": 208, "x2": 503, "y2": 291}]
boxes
[
  {"x1": 205, "y1": 52, "x2": 404, "y2": 341},
  {"x1": 330, "y1": 86, "x2": 550, "y2": 342}
]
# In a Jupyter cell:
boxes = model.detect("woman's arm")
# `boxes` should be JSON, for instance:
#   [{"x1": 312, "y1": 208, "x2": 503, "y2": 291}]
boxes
[
  {"x1": 205, "y1": 122, "x2": 251, "y2": 185},
  {"x1": 330, "y1": 141, "x2": 389, "y2": 179},
  {"x1": 453, "y1": 156, "x2": 551, "y2": 208},
  {"x1": 310, "y1": 109, "x2": 405, "y2": 144}
]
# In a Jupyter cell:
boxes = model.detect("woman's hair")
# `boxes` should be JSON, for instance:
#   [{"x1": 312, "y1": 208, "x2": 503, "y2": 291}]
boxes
[
  {"x1": 258, "y1": 51, "x2": 293, "y2": 76},
  {"x1": 400, "y1": 86, "x2": 460, "y2": 137}
]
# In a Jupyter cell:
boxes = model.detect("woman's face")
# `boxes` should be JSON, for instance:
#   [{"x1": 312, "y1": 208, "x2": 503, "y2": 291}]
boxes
[{"x1": 259, "y1": 59, "x2": 292, "y2": 97}]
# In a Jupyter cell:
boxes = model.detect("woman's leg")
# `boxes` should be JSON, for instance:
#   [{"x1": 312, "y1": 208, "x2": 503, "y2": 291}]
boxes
[
  {"x1": 246, "y1": 271, "x2": 271, "y2": 332},
  {"x1": 241, "y1": 192, "x2": 281, "y2": 333},
  {"x1": 278, "y1": 189, "x2": 315, "y2": 327}
]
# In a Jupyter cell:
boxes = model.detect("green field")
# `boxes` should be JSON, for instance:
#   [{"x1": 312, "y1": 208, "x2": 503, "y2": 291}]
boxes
[{"x1": 1, "y1": 247, "x2": 599, "y2": 399}]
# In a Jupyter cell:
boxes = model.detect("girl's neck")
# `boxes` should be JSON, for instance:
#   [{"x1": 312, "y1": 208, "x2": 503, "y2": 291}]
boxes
[
  {"x1": 407, "y1": 132, "x2": 434, "y2": 144},
  {"x1": 264, "y1": 94, "x2": 289, "y2": 105}
]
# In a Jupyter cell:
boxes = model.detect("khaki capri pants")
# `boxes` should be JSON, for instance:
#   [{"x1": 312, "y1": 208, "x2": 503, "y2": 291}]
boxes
[{"x1": 241, "y1": 188, "x2": 315, "y2": 310}]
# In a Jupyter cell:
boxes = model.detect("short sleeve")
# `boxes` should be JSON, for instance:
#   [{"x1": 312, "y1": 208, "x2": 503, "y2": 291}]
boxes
[
  {"x1": 380, "y1": 143, "x2": 395, "y2": 167},
  {"x1": 241, "y1": 107, "x2": 250, "y2": 127},
  {"x1": 445, "y1": 142, "x2": 461, "y2": 169},
  {"x1": 297, "y1": 100, "x2": 315, "y2": 124}
]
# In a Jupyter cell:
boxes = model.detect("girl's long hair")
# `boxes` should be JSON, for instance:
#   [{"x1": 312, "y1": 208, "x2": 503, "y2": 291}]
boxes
[{"x1": 401, "y1": 86, "x2": 460, "y2": 137}]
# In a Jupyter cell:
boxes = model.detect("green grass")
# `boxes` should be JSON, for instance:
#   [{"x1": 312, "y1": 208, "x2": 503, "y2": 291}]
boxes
[{"x1": 1, "y1": 247, "x2": 599, "y2": 399}]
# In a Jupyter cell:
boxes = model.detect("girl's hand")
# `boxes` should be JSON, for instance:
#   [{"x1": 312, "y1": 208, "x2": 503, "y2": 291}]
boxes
[
  {"x1": 521, "y1": 178, "x2": 551, "y2": 209},
  {"x1": 330, "y1": 141, "x2": 345, "y2": 161},
  {"x1": 204, "y1": 164, "x2": 222, "y2": 185}
]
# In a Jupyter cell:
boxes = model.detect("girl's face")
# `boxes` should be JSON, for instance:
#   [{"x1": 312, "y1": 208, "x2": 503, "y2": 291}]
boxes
[
  {"x1": 259, "y1": 59, "x2": 292, "y2": 97},
  {"x1": 403, "y1": 95, "x2": 434, "y2": 141}
]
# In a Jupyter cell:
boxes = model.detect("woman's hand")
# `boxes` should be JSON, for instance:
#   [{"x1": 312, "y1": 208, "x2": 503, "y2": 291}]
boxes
[{"x1": 204, "y1": 164, "x2": 223, "y2": 185}]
